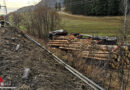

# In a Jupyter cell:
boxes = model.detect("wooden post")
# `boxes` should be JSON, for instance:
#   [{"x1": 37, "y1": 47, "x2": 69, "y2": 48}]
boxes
[{"x1": 123, "y1": 0, "x2": 128, "y2": 43}]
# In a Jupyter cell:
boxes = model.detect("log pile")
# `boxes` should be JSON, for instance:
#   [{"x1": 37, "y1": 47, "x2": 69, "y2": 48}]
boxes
[{"x1": 48, "y1": 35, "x2": 130, "y2": 68}]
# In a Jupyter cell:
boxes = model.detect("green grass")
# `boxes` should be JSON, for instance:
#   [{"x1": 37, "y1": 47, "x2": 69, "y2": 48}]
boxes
[{"x1": 61, "y1": 13, "x2": 124, "y2": 36}]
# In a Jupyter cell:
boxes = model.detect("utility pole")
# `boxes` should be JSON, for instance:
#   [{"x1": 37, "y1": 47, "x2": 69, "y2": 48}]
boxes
[
  {"x1": 3, "y1": 0, "x2": 7, "y2": 16},
  {"x1": 123, "y1": 0, "x2": 128, "y2": 43},
  {"x1": 0, "y1": 0, "x2": 8, "y2": 21}
]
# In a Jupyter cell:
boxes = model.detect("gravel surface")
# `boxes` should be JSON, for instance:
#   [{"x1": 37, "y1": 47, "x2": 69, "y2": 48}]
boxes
[{"x1": 0, "y1": 27, "x2": 92, "y2": 90}]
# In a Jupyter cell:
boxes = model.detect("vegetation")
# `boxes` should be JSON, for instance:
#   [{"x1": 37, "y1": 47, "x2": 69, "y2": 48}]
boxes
[
  {"x1": 61, "y1": 13, "x2": 130, "y2": 43},
  {"x1": 61, "y1": 13, "x2": 124, "y2": 36},
  {"x1": 9, "y1": 6, "x2": 60, "y2": 41},
  {"x1": 64, "y1": 0, "x2": 123, "y2": 16}
]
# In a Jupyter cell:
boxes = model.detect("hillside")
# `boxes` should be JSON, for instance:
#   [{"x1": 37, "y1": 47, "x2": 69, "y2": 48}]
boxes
[
  {"x1": 16, "y1": 0, "x2": 64, "y2": 13},
  {"x1": 37, "y1": 0, "x2": 64, "y2": 7},
  {"x1": 16, "y1": 5, "x2": 35, "y2": 13}
]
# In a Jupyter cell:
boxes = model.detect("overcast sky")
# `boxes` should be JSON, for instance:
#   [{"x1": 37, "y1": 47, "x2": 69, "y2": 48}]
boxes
[{"x1": 0, "y1": 0, "x2": 41, "y2": 14}]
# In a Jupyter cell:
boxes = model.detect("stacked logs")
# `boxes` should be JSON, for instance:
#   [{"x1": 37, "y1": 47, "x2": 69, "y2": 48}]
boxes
[{"x1": 48, "y1": 35, "x2": 130, "y2": 68}]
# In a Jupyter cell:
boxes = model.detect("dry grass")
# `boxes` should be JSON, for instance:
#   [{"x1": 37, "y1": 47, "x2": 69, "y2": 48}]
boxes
[{"x1": 48, "y1": 45, "x2": 130, "y2": 90}]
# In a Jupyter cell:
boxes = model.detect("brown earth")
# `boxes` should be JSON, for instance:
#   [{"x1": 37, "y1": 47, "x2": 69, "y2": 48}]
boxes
[{"x1": 0, "y1": 27, "x2": 92, "y2": 90}]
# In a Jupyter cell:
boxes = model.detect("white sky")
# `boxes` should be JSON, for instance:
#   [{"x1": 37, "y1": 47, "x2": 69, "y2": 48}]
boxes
[{"x1": 0, "y1": 0, "x2": 41, "y2": 14}]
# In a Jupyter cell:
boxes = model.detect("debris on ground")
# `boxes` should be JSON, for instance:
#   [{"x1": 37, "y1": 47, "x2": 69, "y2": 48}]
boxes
[{"x1": 0, "y1": 27, "x2": 92, "y2": 90}]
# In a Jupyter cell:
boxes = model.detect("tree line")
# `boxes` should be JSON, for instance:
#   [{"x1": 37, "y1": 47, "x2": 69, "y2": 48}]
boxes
[{"x1": 64, "y1": 0, "x2": 124, "y2": 16}]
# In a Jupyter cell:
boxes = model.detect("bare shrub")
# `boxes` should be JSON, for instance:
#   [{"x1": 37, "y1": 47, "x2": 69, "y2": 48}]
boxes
[
  {"x1": 9, "y1": 6, "x2": 61, "y2": 42},
  {"x1": 22, "y1": 6, "x2": 61, "y2": 41},
  {"x1": 11, "y1": 13, "x2": 23, "y2": 27}
]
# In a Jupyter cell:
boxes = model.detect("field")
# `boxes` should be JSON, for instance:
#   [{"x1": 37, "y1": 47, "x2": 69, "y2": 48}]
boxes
[{"x1": 61, "y1": 12, "x2": 128, "y2": 37}]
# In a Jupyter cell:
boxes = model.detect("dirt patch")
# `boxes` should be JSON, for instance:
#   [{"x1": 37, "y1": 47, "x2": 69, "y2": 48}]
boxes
[{"x1": 0, "y1": 27, "x2": 92, "y2": 90}]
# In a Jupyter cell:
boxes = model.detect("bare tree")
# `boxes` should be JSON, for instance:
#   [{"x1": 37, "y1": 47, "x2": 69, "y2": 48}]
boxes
[
  {"x1": 11, "y1": 13, "x2": 23, "y2": 28},
  {"x1": 21, "y1": 5, "x2": 61, "y2": 41},
  {"x1": 32, "y1": 6, "x2": 61, "y2": 41}
]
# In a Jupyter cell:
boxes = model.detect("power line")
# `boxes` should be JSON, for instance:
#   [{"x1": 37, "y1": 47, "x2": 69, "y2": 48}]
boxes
[
  {"x1": 3, "y1": 0, "x2": 7, "y2": 15},
  {"x1": 0, "y1": 0, "x2": 7, "y2": 15}
]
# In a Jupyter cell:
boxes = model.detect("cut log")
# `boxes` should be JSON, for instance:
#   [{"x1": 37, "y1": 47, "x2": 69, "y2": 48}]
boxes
[
  {"x1": 48, "y1": 44, "x2": 68, "y2": 47},
  {"x1": 82, "y1": 56, "x2": 110, "y2": 61},
  {"x1": 59, "y1": 47, "x2": 80, "y2": 51},
  {"x1": 53, "y1": 35, "x2": 76, "y2": 40},
  {"x1": 49, "y1": 40, "x2": 69, "y2": 42},
  {"x1": 82, "y1": 54, "x2": 111, "y2": 58},
  {"x1": 82, "y1": 50, "x2": 117, "y2": 54},
  {"x1": 48, "y1": 42, "x2": 68, "y2": 44}
]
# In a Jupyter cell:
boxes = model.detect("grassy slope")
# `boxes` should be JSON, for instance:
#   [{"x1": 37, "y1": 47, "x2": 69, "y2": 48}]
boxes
[{"x1": 61, "y1": 13, "x2": 124, "y2": 36}]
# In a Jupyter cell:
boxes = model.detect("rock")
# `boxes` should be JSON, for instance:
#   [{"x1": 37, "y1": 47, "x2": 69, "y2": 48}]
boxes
[
  {"x1": 17, "y1": 84, "x2": 31, "y2": 90},
  {"x1": 22, "y1": 68, "x2": 31, "y2": 79}
]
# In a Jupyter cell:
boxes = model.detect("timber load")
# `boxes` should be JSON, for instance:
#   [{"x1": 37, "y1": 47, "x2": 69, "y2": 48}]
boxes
[{"x1": 48, "y1": 35, "x2": 130, "y2": 69}]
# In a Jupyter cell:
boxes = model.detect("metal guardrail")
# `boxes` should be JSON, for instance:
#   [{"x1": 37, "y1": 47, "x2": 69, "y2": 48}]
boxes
[{"x1": 23, "y1": 33, "x2": 105, "y2": 90}]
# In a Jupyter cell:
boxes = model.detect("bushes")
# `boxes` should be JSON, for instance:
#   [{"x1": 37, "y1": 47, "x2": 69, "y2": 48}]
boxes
[{"x1": 10, "y1": 6, "x2": 61, "y2": 41}]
